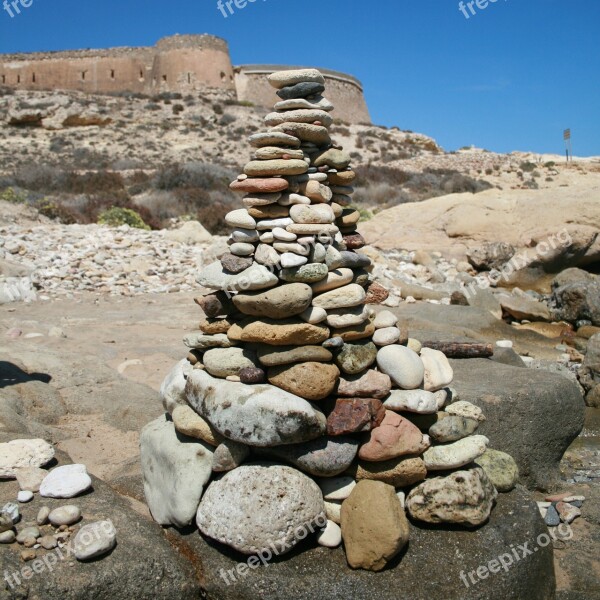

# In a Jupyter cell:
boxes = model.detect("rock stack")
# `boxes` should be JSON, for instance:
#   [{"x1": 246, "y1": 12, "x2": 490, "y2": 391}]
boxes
[{"x1": 140, "y1": 69, "x2": 518, "y2": 572}]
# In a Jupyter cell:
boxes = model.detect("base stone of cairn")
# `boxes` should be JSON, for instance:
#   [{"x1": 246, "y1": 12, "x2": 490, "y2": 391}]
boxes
[{"x1": 140, "y1": 69, "x2": 554, "y2": 596}]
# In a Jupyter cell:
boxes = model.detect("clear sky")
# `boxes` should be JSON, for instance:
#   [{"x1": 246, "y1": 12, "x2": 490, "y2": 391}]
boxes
[{"x1": 1, "y1": 0, "x2": 598, "y2": 155}]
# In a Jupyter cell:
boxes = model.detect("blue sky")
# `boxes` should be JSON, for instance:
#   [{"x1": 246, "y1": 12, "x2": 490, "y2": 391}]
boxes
[{"x1": 1, "y1": 0, "x2": 598, "y2": 155}]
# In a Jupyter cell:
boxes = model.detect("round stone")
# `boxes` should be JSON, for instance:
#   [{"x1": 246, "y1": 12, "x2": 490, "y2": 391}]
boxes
[
  {"x1": 225, "y1": 209, "x2": 257, "y2": 230},
  {"x1": 290, "y1": 204, "x2": 335, "y2": 225},
  {"x1": 272, "y1": 227, "x2": 297, "y2": 242},
  {"x1": 267, "y1": 68, "x2": 325, "y2": 89},
  {"x1": 15, "y1": 467, "x2": 47, "y2": 493},
  {"x1": 373, "y1": 327, "x2": 401, "y2": 346},
  {"x1": 229, "y1": 243, "x2": 255, "y2": 257},
  {"x1": 239, "y1": 367, "x2": 266, "y2": 384},
  {"x1": 39, "y1": 464, "x2": 93, "y2": 499},
  {"x1": 326, "y1": 305, "x2": 369, "y2": 328},
  {"x1": 254, "y1": 244, "x2": 280, "y2": 267},
  {"x1": 300, "y1": 306, "x2": 328, "y2": 324},
  {"x1": 0, "y1": 530, "x2": 16, "y2": 544},
  {"x1": 17, "y1": 491, "x2": 33, "y2": 503},
  {"x1": 39, "y1": 535, "x2": 58, "y2": 550},
  {"x1": 475, "y1": 449, "x2": 519, "y2": 492},
  {"x1": 73, "y1": 520, "x2": 117, "y2": 561},
  {"x1": 335, "y1": 341, "x2": 378, "y2": 375},
  {"x1": 373, "y1": 310, "x2": 398, "y2": 329},
  {"x1": 317, "y1": 476, "x2": 356, "y2": 501},
  {"x1": 203, "y1": 347, "x2": 257, "y2": 378},
  {"x1": 383, "y1": 390, "x2": 441, "y2": 414},
  {"x1": 49, "y1": 505, "x2": 82, "y2": 526},
  {"x1": 377, "y1": 345, "x2": 425, "y2": 390},
  {"x1": 420, "y1": 348, "x2": 454, "y2": 392}
]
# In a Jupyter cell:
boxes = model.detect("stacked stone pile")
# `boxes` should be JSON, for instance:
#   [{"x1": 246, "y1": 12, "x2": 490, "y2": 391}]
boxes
[{"x1": 140, "y1": 69, "x2": 519, "y2": 572}]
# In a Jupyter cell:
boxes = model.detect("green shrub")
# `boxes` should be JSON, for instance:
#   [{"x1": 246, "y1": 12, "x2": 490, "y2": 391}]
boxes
[
  {"x1": 98, "y1": 207, "x2": 150, "y2": 230},
  {"x1": 520, "y1": 161, "x2": 536, "y2": 172},
  {"x1": 0, "y1": 187, "x2": 27, "y2": 204}
]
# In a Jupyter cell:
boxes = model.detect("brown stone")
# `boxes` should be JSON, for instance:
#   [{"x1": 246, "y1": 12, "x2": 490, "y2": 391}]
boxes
[
  {"x1": 199, "y1": 318, "x2": 234, "y2": 335},
  {"x1": 268, "y1": 362, "x2": 340, "y2": 401},
  {"x1": 256, "y1": 344, "x2": 333, "y2": 367},
  {"x1": 328, "y1": 170, "x2": 356, "y2": 185},
  {"x1": 337, "y1": 369, "x2": 392, "y2": 399},
  {"x1": 343, "y1": 232, "x2": 366, "y2": 250},
  {"x1": 337, "y1": 209, "x2": 361, "y2": 227},
  {"x1": 228, "y1": 318, "x2": 330, "y2": 346},
  {"x1": 247, "y1": 205, "x2": 290, "y2": 219},
  {"x1": 232, "y1": 283, "x2": 312, "y2": 320},
  {"x1": 229, "y1": 178, "x2": 289, "y2": 194},
  {"x1": 194, "y1": 292, "x2": 234, "y2": 318},
  {"x1": 239, "y1": 367, "x2": 266, "y2": 384},
  {"x1": 331, "y1": 322, "x2": 375, "y2": 342},
  {"x1": 326, "y1": 398, "x2": 386, "y2": 436},
  {"x1": 347, "y1": 455, "x2": 427, "y2": 487},
  {"x1": 221, "y1": 253, "x2": 253, "y2": 274},
  {"x1": 365, "y1": 281, "x2": 390, "y2": 304},
  {"x1": 341, "y1": 480, "x2": 409, "y2": 571},
  {"x1": 358, "y1": 411, "x2": 430, "y2": 462}
]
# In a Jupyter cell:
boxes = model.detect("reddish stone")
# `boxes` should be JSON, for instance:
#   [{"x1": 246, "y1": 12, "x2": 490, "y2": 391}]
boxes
[
  {"x1": 326, "y1": 398, "x2": 386, "y2": 436},
  {"x1": 545, "y1": 491, "x2": 575, "y2": 502},
  {"x1": 365, "y1": 281, "x2": 390, "y2": 305},
  {"x1": 194, "y1": 292, "x2": 234, "y2": 318},
  {"x1": 337, "y1": 370, "x2": 392, "y2": 399},
  {"x1": 343, "y1": 233, "x2": 366, "y2": 250},
  {"x1": 239, "y1": 367, "x2": 266, "y2": 384},
  {"x1": 229, "y1": 178, "x2": 289, "y2": 194}
]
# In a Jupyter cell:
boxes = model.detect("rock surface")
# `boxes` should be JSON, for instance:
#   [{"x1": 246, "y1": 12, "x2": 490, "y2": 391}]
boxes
[{"x1": 0, "y1": 438, "x2": 55, "y2": 478}]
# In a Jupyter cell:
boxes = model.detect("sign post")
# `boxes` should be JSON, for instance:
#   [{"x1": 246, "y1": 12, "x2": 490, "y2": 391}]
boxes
[{"x1": 563, "y1": 129, "x2": 572, "y2": 162}]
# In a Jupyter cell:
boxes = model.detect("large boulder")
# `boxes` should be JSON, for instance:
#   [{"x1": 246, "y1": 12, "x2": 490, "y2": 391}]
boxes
[
  {"x1": 177, "y1": 485, "x2": 554, "y2": 600},
  {"x1": 550, "y1": 277, "x2": 600, "y2": 326},
  {"x1": 450, "y1": 359, "x2": 585, "y2": 489}
]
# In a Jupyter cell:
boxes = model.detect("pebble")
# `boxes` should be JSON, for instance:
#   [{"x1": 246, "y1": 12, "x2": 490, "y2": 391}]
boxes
[
  {"x1": 280, "y1": 263, "x2": 329, "y2": 283},
  {"x1": 312, "y1": 283, "x2": 366, "y2": 310},
  {"x1": 475, "y1": 449, "x2": 519, "y2": 492},
  {"x1": 17, "y1": 491, "x2": 33, "y2": 503},
  {"x1": 423, "y1": 435, "x2": 489, "y2": 470},
  {"x1": 0, "y1": 530, "x2": 16, "y2": 544},
  {"x1": 556, "y1": 501, "x2": 581, "y2": 524},
  {"x1": 238, "y1": 366, "x2": 266, "y2": 384},
  {"x1": 225, "y1": 209, "x2": 257, "y2": 230},
  {"x1": 268, "y1": 361, "x2": 340, "y2": 401},
  {"x1": 229, "y1": 243, "x2": 255, "y2": 257},
  {"x1": 272, "y1": 226, "x2": 297, "y2": 242},
  {"x1": 2, "y1": 502, "x2": 20, "y2": 524},
  {"x1": 373, "y1": 310, "x2": 398, "y2": 329},
  {"x1": 446, "y1": 401, "x2": 486, "y2": 422},
  {"x1": 36, "y1": 506, "x2": 50, "y2": 526},
  {"x1": 326, "y1": 305, "x2": 369, "y2": 328},
  {"x1": 256, "y1": 344, "x2": 332, "y2": 367},
  {"x1": 373, "y1": 326, "x2": 401, "y2": 346},
  {"x1": 267, "y1": 68, "x2": 325, "y2": 89},
  {"x1": 247, "y1": 133, "x2": 301, "y2": 149},
  {"x1": 420, "y1": 348, "x2": 454, "y2": 392},
  {"x1": 16, "y1": 526, "x2": 40, "y2": 544},
  {"x1": 311, "y1": 268, "x2": 354, "y2": 294},
  {"x1": 39, "y1": 535, "x2": 58, "y2": 550},
  {"x1": 337, "y1": 369, "x2": 392, "y2": 399},
  {"x1": 73, "y1": 520, "x2": 117, "y2": 561},
  {"x1": 40, "y1": 464, "x2": 93, "y2": 499},
  {"x1": 280, "y1": 252, "x2": 308, "y2": 268},
  {"x1": 20, "y1": 549, "x2": 36, "y2": 562},
  {"x1": 429, "y1": 415, "x2": 479, "y2": 442},
  {"x1": 48, "y1": 505, "x2": 82, "y2": 526},
  {"x1": 377, "y1": 345, "x2": 425, "y2": 390},
  {"x1": 323, "y1": 336, "x2": 344, "y2": 350},
  {"x1": 317, "y1": 520, "x2": 342, "y2": 548},
  {"x1": 300, "y1": 306, "x2": 328, "y2": 324},
  {"x1": 327, "y1": 397, "x2": 386, "y2": 436},
  {"x1": 212, "y1": 440, "x2": 250, "y2": 472},
  {"x1": 335, "y1": 341, "x2": 378, "y2": 375},
  {"x1": 544, "y1": 504, "x2": 561, "y2": 526},
  {"x1": 317, "y1": 476, "x2": 356, "y2": 501},
  {"x1": 276, "y1": 81, "x2": 326, "y2": 100}
]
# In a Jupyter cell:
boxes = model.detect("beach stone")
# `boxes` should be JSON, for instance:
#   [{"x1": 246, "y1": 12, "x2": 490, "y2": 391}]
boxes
[
  {"x1": 299, "y1": 180, "x2": 334, "y2": 203},
  {"x1": 239, "y1": 366, "x2": 266, "y2": 384},
  {"x1": 172, "y1": 405, "x2": 223, "y2": 446},
  {"x1": 48, "y1": 505, "x2": 81, "y2": 526},
  {"x1": 335, "y1": 341, "x2": 378, "y2": 375},
  {"x1": 268, "y1": 362, "x2": 340, "y2": 401},
  {"x1": 326, "y1": 398, "x2": 385, "y2": 436},
  {"x1": 140, "y1": 415, "x2": 213, "y2": 527},
  {"x1": 17, "y1": 490, "x2": 33, "y2": 503},
  {"x1": 331, "y1": 321, "x2": 376, "y2": 342},
  {"x1": 343, "y1": 232, "x2": 366, "y2": 250},
  {"x1": 312, "y1": 284, "x2": 366, "y2": 310},
  {"x1": 272, "y1": 122, "x2": 330, "y2": 145},
  {"x1": 221, "y1": 253, "x2": 253, "y2": 274},
  {"x1": 384, "y1": 390, "x2": 438, "y2": 415},
  {"x1": 373, "y1": 310, "x2": 399, "y2": 329},
  {"x1": 233, "y1": 283, "x2": 312, "y2": 320},
  {"x1": 183, "y1": 332, "x2": 235, "y2": 350},
  {"x1": 317, "y1": 520, "x2": 342, "y2": 548},
  {"x1": 377, "y1": 345, "x2": 424, "y2": 389},
  {"x1": 195, "y1": 291, "x2": 235, "y2": 318},
  {"x1": 281, "y1": 263, "x2": 329, "y2": 283},
  {"x1": 268, "y1": 68, "x2": 325, "y2": 88},
  {"x1": 475, "y1": 449, "x2": 519, "y2": 492},
  {"x1": 314, "y1": 148, "x2": 352, "y2": 170},
  {"x1": 274, "y1": 241, "x2": 310, "y2": 255},
  {"x1": 337, "y1": 369, "x2": 392, "y2": 399},
  {"x1": 274, "y1": 95, "x2": 334, "y2": 112},
  {"x1": 73, "y1": 520, "x2": 117, "y2": 561},
  {"x1": 310, "y1": 242, "x2": 327, "y2": 263},
  {"x1": 39, "y1": 535, "x2": 58, "y2": 550},
  {"x1": 272, "y1": 226, "x2": 297, "y2": 241},
  {"x1": 276, "y1": 81, "x2": 326, "y2": 100},
  {"x1": 254, "y1": 146, "x2": 305, "y2": 161},
  {"x1": 36, "y1": 506, "x2": 50, "y2": 525},
  {"x1": 256, "y1": 436, "x2": 359, "y2": 478},
  {"x1": 244, "y1": 159, "x2": 308, "y2": 177},
  {"x1": 407, "y1": 467, "x2": 497, "y2": 526},
  {"x1": 311, "y1": 268, "x2": 354, "y2": 294},
  {"x1": 199, "y1": 318, "x2": 234, "y2": 335},
  {"x1": 197, "y1": 463, "x2": 326, "y2": 555},
  {"x1": 248, "y1": 204, "x2": 290, "y2": 219},
  {"x1": 325, "y1": 305, "x2": 369, "y2": 329},
  {"x1": 230, "y1": 228, "x2": 259, "y2": 243},
  {"x1": 15, "y1": 466, "x2": 47, "y2": 492},
  {"x1": 212, "y1": 440, "x2": 250, "y2": 472},
  {"x1": 365, "y1": 281, "x2": 390, "y2": 304},
  {"x1": 420, "y1": 348, "x2": 454, "y2": 391},
  {"x1": 185, "y1": 370, "x2": 326, "y2": 447},
  {"x1": 341, "y1": 480, "x2": 409, "y2": 571},
  {"x1": 287, "y1": 224, "x2": 339, "y2": 237},
  {"x1": 326, "y1": 246, "x2": 343, "y2": 270},
  {"x1": 373, "y1": 327, "x2": 401, "y2": 346},
  {"x1": 290, "y1": 204, "x2": 335, "y2": 224},
  {"x1": 300, "y1": 306, "x2": 328, "y2": 324},
  {"x1": 324, "y1": 500, "x2": 342, "y2": 524},
  {"x1": 318, "y1": 476, "x2": 356, "y2": 501},
  {"x1": 429, "y1": 415, "x2": 479, "y2": 442},
  {"x1": 40, "y1": 464, "x2": 92, "y2": 499},
  {"x1": 323, "y1": 337, "x2": 344, "y2": 350},
  {"x1": 1, "y1": 502, "x2": 18, "y2": 524},
  {"x1": 16, "y1": 526, "x2": 40, "y2": 544},
  {"x1": 247, "y1": 133, "x2": 301, "y2": 149},
  {"x1": 350, "y1": 455, "x2": 428, "y2": 487},
  {"x1": 423, "y1": 435, "x2": 489, "y2": 471},
  {"x1": 281, "y1": 252, "x2": 308, "y2": 268},
  {"x1": 0, "y1": 439, "x2": 55, "y2": 479},
  {"x1": 254, "y1": 243, "x2": 281, "y2": 267},
  {"x1": 203, "y1": 347, "x2": 257, "y2": 378},
  {"x1": 0, "y1": 530, "x2": 15, "y2": 544},
  {"x1": 257, "y1": 344, "x2": 333, "y2": 366},
  {"x1": 225, "y1": 209, "x2": 257, "y2": 230},
  {"x1": 229, "y1": 317, "x2": 330, "y2": 346},
  {"x1": 243, "y1": 193, "x2": 282, "y2": 209},
  {"x1": 358, "y1": 411, "x2": 430, "y2": 462},
  {"x1": 338, "y1": 252, "x2": 370, "y2": 270},
  {"x1": 197, "y1": 261, "x2": 278, "y2": 292},
  {"x1": 445, "y1": 400, "x2": 486, "y2": 422}
]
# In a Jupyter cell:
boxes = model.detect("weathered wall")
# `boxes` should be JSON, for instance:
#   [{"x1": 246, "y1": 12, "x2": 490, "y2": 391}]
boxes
[{"x1": 235, "y1": 65, "x2": 371, "y2": 124}]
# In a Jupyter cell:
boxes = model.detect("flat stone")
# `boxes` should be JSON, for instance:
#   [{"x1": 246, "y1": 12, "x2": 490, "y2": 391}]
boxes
[
  {"x1": 314, "y1": 148, "x2": 352, "y2": 170},
  {"x1": 197, "y1": 261, "x2": 278, "y2": 292},
  {"x1": 311, "y1": 268, "x2": 354, "y2": 294},
  {"x1": 475, "y1": 449, "x2": 519, "y2": 492},
  {"x1": 230, "y1": 176, "x2": 290, "y2": 192},
  {"x1": 228, "y1": 317, "x2": 330, "y2": 346},
  {"x1": 276, "y1": 81, "x2": 326, "y2": 100},
  {"x1": 312, "y1": 284, "x2": 366, "y2": 310},
  {"x1": 230, "y1": 228, "x2": 259, "y2": 243},
  {"x1": 420, "y1": 348, "x2": 454, "y2": 391},
  {"x1": 445, "y1": 400, "x2": 486, "y2": 422},
  {"x1": 272, "y1": 122, "x2": 330, "y2": 145},
  {"x1": 407, "y1": 467, "x2": 497, "y2": 526},
  {"x1": 268, "y1": 68, "x2": 325, "y2": 89},
  {"x1": 281, "y1": 263, "x2": 329, "y2": 283},
  {"x1": 326, "y1": 398, "x2": 385, "y2": 436},
  {"x1": 317, "y1": 476, "x2": 356, "y2": 500},
  {"x1": 358, "y1": 411, "x2": 430, "y2": 462},
  {"x1": 48, "y1": 505, "x2": 81, "y2": 526},
  {"x1": 257, "y1": 344, "x2": 332, "y2": 366},
  {"x1": 323, "y1": 336, "x2": 344, "y2": 350},
  {"x1": 248, "y1": 204, "x2": 290, "y2": 219},
  {"x1": 196, "y1": 463, "x2": 326, "y2": 555},
  {"x1": 341, "y1": 480, "x2": 409, "y2": 571},
  {"x1": 287, "y1": 224, "x2": 339, "y2": 237},
  {"x1": 300, "y1": 180, "x2": 334, "y2": 203},
  {"x1": 203, "y1": 347, "x2": 257, "y2": 378},
  {"x1": 242, "y1": 192, "x2": 282, "y2": 207},
  {"x1": 281, "y1": 252, "x2": 308, "y2": 268},
  {"x1": 268, "y1": 362, "x2": 340, "y2": 401},
  {"x1": 337, "y1": 369, "x2": 392, "y2": 399},
  {"x1": 274, "y1": 96, "x2": 334, "y2": 112},
  {"x1": 383, "y1": 390, "x2": 440, "y2": 414},
  {"x1": 247, "y1": 132, "x2": 301, "y2": 149},
  {"x1": 373, "y1": 327, "x2": 401, "y2": 346},
  {"x1": 256, "y1": 437, "x2": 359, "y2": 477},
  {"x1": 74, "y1": 520, "x2": 117, "y2": 561},
  {"x1": 172, "y1": 405, "x2": 223, "y2": 446},
  {"x1": 183, "y1": 332, "x2": 235, "y2": 350},
  {"x1": 233, "y1": 283, "x2": 312, "y2": 320},
  {"x1": 377, "y1": 345, "x2": 424, "y2": 389},
  {"x1": 220, "y1": 253, "x2": 253, "y2": 274},
  {"x1": 254, "y1": 146, "x2": 305, "y2": 161},
  {"x1": 140, "y1": 415, "x2": 213, "y2": 527},
  {"x1": 15, "y1": 466, "x2": 47, "y2": 492},
  {"x1": 290, "y1": 204, "x2": 335, "y2": 224},
  {"x1": 325, "y1": 305, "x2": 369, "y2": 329},
  {"x1": 429, "y1": 415, "x2": 479, "y2": 442},
  {"x1": 16, "y1": 525, "x2": 40, "y2": 543},
  {"x1": 265, "y1": 109, "x2": 333, "y2": 128},
  {"x1": 229, "y1": 243, "x2": 255, "y2": 257},
  {"x1": 244, "y1": 159, "x2": 308, "y2": 177},
  {"x1": 185, "y1": 370, "x2": 326, "y2": 447},
  {"x1": 335, "y1": 341, "x2": 378, "y2": 375},
  {"x1": 272, "y1": 226, "x2": 297, "y2": 241},
  {"x1": 0, "y1": 530, "x2": 15, "y2": 544},
  {"x1": 0, "y1": 439, "x2": 55, "y2": 479},
  {"x1": 40, "y1": 464, "x2": 92, "y2": 499},
  {"x1": 254, "y1": 244, "x2": 280, "y2": 267},
  {"x1": 331, "y1": 321, "x2": 376, "y2": 342},
  {"x1": 423, "y1": 435, "x2": 489, "y2": 471},
  {"x1": 39, "y1": 535, "x2": 58, "y2": 549}
]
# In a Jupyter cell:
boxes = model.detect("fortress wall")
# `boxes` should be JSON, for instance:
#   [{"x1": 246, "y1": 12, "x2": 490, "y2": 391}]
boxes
[{"x1": 235, "y1": 65, "x2": 371, "y2": 124}]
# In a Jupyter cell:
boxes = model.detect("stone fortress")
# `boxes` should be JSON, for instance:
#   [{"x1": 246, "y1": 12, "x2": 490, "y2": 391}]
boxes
[{"x1": 0, "y1": 34, "x2": 371, "y2": 124}]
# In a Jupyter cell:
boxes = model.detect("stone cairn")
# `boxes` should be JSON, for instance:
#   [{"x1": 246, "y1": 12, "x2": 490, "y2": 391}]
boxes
[{"x1": 141, "y1": 69, "x2": 517, "y2": 572}]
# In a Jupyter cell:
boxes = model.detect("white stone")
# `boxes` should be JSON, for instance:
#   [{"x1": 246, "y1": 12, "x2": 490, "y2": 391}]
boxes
[
  {"x1": 225, "y1": 209, "x2": 257, "y2": 230},
  {"x1": 73, "y1": 520, "x2": 117, "y2": 561},
  {"x1": 434, "y1": 389, "x2": 448, "y2": 410},
  {"x1": 317, "y1": 520, "x2": 342, "y2": 548},
  {"x1": 272, "y1": 227, "x2": 296, "y2": 242},
  {"x1": 396, "y1": 490, "x2": 406, "y2": 509},
  {"x1": 40, "y1": 464, "x2": 92, "y2": 499},
  {"x1": 446, "y1": 401, "x2": 486, "y2": 422},
  {"x1": 278, "y1": 193, "x2": 311, "y2": 206},
  {"x1": 376, "y1": 345, "x2": 425, "y2": 390},
  {"x1": 383, "y1": 389, "x2": 439, "y2": 414},
  {"x1": 49, "y1": 505, "x2": 81, "y2": 526},
  {"x1": 312, "y1": 284, "x2": 366, "y2": 310},
  {"x1": 259, "y1": 231, "x2": 275, "y2": 243},
  {"x1": 140, "y1": 415, "x2": 214, "y2": 527},
  {"x1": 373, "y1": 327, "x2": 401, "y2": 346},
  {"x1": 0, "y1": 439, "x2": 55, "y2": 479},
  {"x1": 230, "y1": 228, "x2": 259, "y2": 243},
  {"x1": 300, "y1": 306, "x2": 328, "y2": 324},
  {"x1": 256, "y1": 217, "x2": 293, "y2": 231},
  {"x1": 196, "y1": 261, "x2": 278, "y2": 292},
  {"x1": 229, "y1": 242, "x2": 255, "y2": 257},
  {"x1": 373, "y1": 310, "x2": 398, "y2": 329},
  {"x1": 420, "y1": 348, "x2": 454, "y2": 391},
  {"x1": 183, "y1": 333, "x2": 235, "y2": 350},
  {"x1": 324, "y1": 500, "x2": 342, "y2": 524},
  {"x1": 160, "y1": 358, "x2": 193, "y2": 414},
  {"x1": 17, "y1": 491, "x2": 33, "y2": 503},
  {"x1": 326, "y1": 305, "x2": 369, "y2": 328},
  {"x1": 423, "y1": 435, "x2": 489, "y2": 470},
  {"x1": 318, "y1": 476, "x2": 356, "y2": 501},
  {"x1": 280, "y1": 252, "x2": 308, "y2": 268},
  {"x1": 496, "y1": 340, "x2": 514, "y2": 348}
]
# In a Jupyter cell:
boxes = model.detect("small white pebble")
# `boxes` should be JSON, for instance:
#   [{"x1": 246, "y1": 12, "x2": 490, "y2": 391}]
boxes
[{"x1": 17, "y1": 491, "x2": 34, "y2": 503}]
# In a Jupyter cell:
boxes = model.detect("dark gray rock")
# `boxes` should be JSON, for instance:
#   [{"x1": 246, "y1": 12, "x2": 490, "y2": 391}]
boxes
[
  {"x1": 174, "y1": 485, "x2": 555, "y2": 600},
  {"x1": 550, "y1": 279, "x2": 600, "y2": 326},
  {"x1": 276, "y1": 82, "x2": 326, "y2": 100},
  {"x1": 467, "y1": 242, "x2": 516, "y2": 271},
  {"x1": 450, "y1": 359, "x2": 585, "y2": 490},
  {"x1": 489, "y1": 347, "x2": 527, "y2": 368}
]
